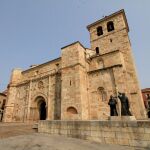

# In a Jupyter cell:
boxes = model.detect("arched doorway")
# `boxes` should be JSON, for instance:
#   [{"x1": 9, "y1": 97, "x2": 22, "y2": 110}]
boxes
[
  {"x1": 39, "y1": 100, "x2": 46, "y2": 120},
  {"x1": 35, "y1": 96, "x2": 47, "y2": 120}
]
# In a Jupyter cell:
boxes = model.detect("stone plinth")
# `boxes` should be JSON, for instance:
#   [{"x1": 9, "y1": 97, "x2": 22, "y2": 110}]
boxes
[{"x1": 108, "y1": 116, "x2": 136, "y2": 121}]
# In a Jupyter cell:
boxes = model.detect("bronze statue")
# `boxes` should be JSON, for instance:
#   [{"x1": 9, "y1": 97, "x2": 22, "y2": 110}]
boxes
[
  {"x1": 118, "y1": 92, "x2": 132, "y2": 116},
  {"x1": 108, "y1": 95, "x2": 118, "y2": 116}
]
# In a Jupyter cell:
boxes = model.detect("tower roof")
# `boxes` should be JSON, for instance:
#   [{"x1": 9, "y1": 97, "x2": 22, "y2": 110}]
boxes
[
  {"x1": 87, "y1": 9, "x2": 129, "y2": 32},
  {"x1": 61, "y1": 41, "x2": 85, "y2": 50}
]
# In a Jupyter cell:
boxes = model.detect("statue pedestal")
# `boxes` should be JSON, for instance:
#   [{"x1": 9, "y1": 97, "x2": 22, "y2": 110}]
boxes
[{"x1": 108, "y1": 116, "x2": 136, "y2": 121}]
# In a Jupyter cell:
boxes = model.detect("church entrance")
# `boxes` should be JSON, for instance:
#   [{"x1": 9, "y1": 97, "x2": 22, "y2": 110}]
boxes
[
  {"x1": 35, "y1": 96, "x2": 47, "y2": 121},
  {"x1": 39, "y1": 100, "x2": 46, "y2": 120}
]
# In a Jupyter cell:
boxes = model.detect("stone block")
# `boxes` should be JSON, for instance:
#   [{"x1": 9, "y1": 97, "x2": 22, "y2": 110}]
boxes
[
  {"x1": 92, "y1": 137, "x2": 105, "y2": 143},
  {"x1": 100, "y1": 126, "x2": 111, "y2": 132},
  {"x1": 90, "y1": 125, "x2": 99, "y2": 131},
  {"x1": 91, "y1": 130, "x2": 102, "y2": 137},
  {"x1": 80, "y1": 130, "x2": 91, "y2": 136},
  {"x1": 108, "y1": 116, "x2": 136, "y2": 121},
  {"x1": 111, "y1": 126, "x2": 122, "y2": 132},
  {"x1": 105, "y1": 137, "x2": 118, "y2": 145},
  {"x1": 129, "y1": 140, "x2": 150, "y2": 148},
  {"x1": 130, "y1": 133, "x2": 150, "y2": 140},
  {"x1": 115, "y1": 132, "x2": 131, "y2": 139},
  {"x1": 102, "y1": 131, "x2": 116, "y2": 138},
  {"x1": 145, "y1": 128, "x2": 150, "y2": 133},
  {"x1": 109, "y1": 121, "x2": 123, "y2": 127},
  {"x1": 53, "y1": 129, "x2": 59, "y2": 134},
  {"x1": 137, "y1": 121, "x2": 150, "y2": 128},
  {"x1": 121, "y1": 127, "x2": 144, "y2": 133},
  {"x1": 60, "y1": 129, "x2": 67, "y2": 135},
  {"x1": 117, "y1": 138, "x2": 129, "y2": 146}
]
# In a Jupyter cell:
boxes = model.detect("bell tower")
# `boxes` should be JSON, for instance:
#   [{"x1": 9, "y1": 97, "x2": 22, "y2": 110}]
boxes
[
  {"x1": 87, "y1": 9, "x2": 146, "y2": 119},
  {"x1": 87, "y1": 9, "x2": 129, "y2": 55}
]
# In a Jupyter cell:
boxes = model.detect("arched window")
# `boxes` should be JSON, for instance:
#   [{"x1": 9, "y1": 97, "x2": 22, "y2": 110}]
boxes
[
  {"x1": 107, "y1": 21, "x2": 115, "y2": 32},
  {"x1": 97, "y1": 26, "x2": 103, "y2": 36},
  {"x1": 67, "y1": 107, "x2": 78, "y2": 114},
  {"x1": 95, "y1": 47, "x2": 100, "y2": 54},
  {"x1": 98, "y1": 87, "x2": 107, "y2": 101}
]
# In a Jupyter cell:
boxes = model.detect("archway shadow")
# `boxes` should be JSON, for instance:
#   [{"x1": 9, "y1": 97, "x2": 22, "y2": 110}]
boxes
[{"x1": 39, "y1": 100, "x2": 46, "y2": 120}]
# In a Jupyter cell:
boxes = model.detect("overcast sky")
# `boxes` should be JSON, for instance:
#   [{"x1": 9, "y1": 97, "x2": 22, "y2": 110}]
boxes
[{"x1": 0, "y1": 0, "x2": 150, "y2": 91}]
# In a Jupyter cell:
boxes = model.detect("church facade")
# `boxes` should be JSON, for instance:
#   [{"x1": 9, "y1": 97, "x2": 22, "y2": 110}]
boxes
[{"x1": 3, "y1": 9, "x2": 146, "y2": 122}]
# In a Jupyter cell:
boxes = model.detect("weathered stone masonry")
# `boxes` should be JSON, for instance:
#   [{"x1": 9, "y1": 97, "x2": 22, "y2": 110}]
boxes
[
  {"x1": 3, "y1": 9, "x2": 146, "y2": 122},
  {"x1": 38, "y1": 120, "x2": 150, "y2": 148}
]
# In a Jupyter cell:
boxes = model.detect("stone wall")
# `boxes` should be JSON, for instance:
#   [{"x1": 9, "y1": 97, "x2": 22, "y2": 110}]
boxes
[
  {"x1": 38, "y1": 120, "x2": 150, "y2": 148},
  {"x1": 61, "y1": 42, "x2": 89, "y2": 120},
  {"x1": 3, "y1": 58, "x2": 62, "y2": 122},
  {"x1": 87, "y1": 9, "x2": 146, "y2": 119}
]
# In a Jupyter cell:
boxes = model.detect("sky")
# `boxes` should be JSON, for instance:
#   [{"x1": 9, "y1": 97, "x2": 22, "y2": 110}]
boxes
[{"x1": 0, "y1": 0, "x2": 150, "y2": 91}]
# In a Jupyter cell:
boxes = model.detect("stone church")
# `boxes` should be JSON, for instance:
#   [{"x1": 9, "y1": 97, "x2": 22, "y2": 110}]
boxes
[{"x1": 3, "y1": 9, "x2": 146, "y2": 122}]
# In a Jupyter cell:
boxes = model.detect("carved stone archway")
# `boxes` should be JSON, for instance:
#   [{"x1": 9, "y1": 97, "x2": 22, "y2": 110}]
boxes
[
  {"x1": 30, "y1": 95, "x2": 47, "y2": 121},
  {"x1": 36, "y1": 96, "x2": 47, "y2": 120},
  {"x1": 37, "y1": 98, "x2": 46, "y2": 120}
]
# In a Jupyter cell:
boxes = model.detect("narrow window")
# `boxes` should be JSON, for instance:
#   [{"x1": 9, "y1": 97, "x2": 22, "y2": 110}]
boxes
[
  {"x1": 97, "y1": 26, "x2": 103, "y2": 36},
  {"x1": 107, "y1": 21, "x2": 115, "y2": 32},
  {"x1": 70, "y1": 80, "x2": 72, "y2": 86},
  {"x1": 95, "y1": 47, "x2": 99, "y2": 54}
]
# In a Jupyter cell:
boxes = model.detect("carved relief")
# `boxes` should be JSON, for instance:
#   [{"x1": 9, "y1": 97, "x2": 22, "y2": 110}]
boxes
[
  {"x1": 33, "y1": 77, "x2": 48, "y2": 95},
  {"x1": 97, "y1": 87, "x2": 107, "y2": 101},
  {"x1": 13, "y1": 83, "x2": 29, "y2": 121},
  {"x1": 38, "y1": 81, "x2": 44, "y2": 89}
]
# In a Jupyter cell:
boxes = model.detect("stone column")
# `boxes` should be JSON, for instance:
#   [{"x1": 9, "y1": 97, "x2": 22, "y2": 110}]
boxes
[
  {"x1": 27, "y1": 80, "x2": 32, "y2": 122},
  {"x1": 47, "y1": 75, "x2": 51, "y2": 120},
  {"x1": 109, "y1": 68, "x2": 121, "y2": 116}
]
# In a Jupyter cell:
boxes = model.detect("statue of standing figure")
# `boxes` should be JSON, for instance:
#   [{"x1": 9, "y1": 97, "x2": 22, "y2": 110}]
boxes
[
  {"x1": 108, "y1": 95, "x2": 118, "y2": 116},
  {"x1": 118, "y1": 92, "x2": 132, "y2": 116}
]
